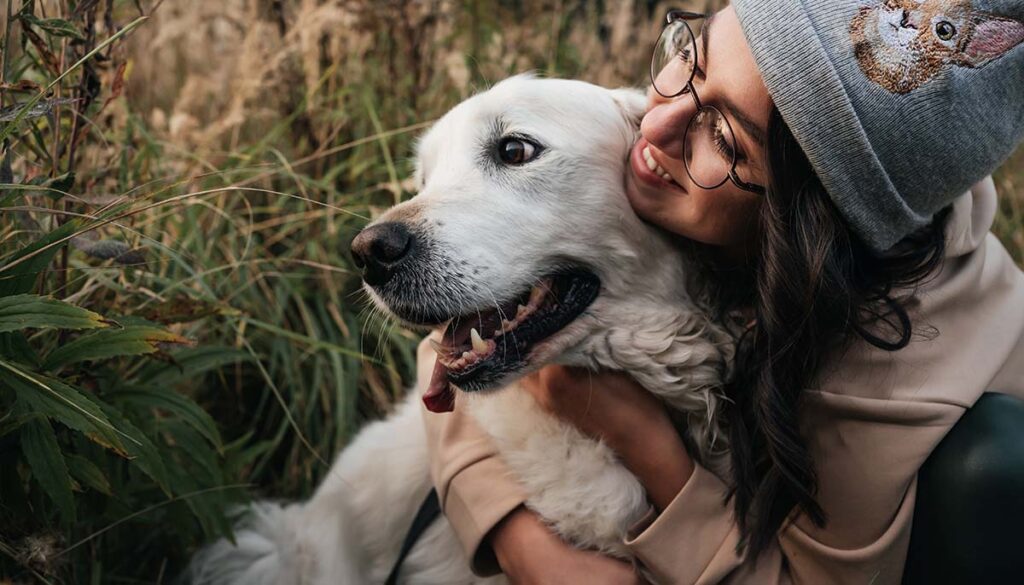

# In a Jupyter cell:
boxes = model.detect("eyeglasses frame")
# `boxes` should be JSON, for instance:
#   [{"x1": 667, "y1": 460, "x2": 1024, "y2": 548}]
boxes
[{"x1": 650, "y1": 10, "x2": 766, "y2": 195}]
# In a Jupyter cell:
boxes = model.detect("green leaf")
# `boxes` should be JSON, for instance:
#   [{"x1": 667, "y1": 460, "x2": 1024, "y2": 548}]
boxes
[
  {"x1": 16, "y1": 0, "x2": 35, "y2": 19},
  {"x1": 42, "y1": 326, "x2": 193, "y2": 370},
  {"x1": 20, "y1": 415, "x2": 76, "y2": 523},
  {"x1": 158, "y1": 419, "x2": 222, "y2": 482},
  {"x1": 136, "y1": 346, "x2": 252, "y2": 385},
  {"x1": 66, "y1": 454, "x2": 112, "y2": 496},
  {"x1": 0, "y1": 189, "x2": 21, "y2": 207},
  {"x1": 0, "y1": 294, "x2": 111, "y2": 333},
  {"x1": 0, "y1": 331, "x2": 41, "y2": 366},
  {"x1": 38, "y1": 171, "x2": 75, "y2": 201},
  {"x1": 112, "y1": 386, "x2": 222, "y2": 449},
  {"x1": 1, "y1": 360, "x2": 128, "y2": 454},
  {"x1": 0, "y1": 146, "x2": 12, "y2": 205},
  {"x1": 0, "y1": 219, "x2": 81, "y2": 297},
  {"x1": 160, "y1": 451, "x2": 235, "y2": 539},
  {"x1": 96, "y1": 403, "x2": 171, "y2": 495},
  {"x1": 21, "y1": 15, "x2": 85, "y2": 40},
  {"x1": 0, "y1": 410, "x2": 36, "y2": 438}
]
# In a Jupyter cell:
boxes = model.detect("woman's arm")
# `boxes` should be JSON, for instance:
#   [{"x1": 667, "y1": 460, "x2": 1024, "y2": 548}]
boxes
[{"x1": 489, "y1": 505, "x2": 644, "y2": 585}]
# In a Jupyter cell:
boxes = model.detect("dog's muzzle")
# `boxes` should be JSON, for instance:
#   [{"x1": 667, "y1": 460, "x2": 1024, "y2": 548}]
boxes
[{"x1": 351, "y1": 220, "x2": 601, "y2": 414}]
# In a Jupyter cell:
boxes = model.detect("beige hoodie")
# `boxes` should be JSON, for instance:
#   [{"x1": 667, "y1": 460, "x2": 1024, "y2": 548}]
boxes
[{"x1": 420, "y1": 178, "x2": 1024, "y2": 584}]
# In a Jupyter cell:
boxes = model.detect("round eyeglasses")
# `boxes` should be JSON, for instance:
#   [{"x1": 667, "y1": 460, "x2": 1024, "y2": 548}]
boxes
[{"x1": 650, "y1": 10, "x2": 765, "y2": 194}]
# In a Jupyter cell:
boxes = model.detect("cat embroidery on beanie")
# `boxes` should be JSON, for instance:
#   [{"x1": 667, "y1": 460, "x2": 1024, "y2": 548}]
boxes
[{"x1": 851, "y1": 0, "x2": 1024, "y2": 94}]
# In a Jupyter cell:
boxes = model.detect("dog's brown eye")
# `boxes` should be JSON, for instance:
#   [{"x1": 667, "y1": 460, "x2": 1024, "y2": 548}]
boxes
[
  {"x1": 935, "y1": 21, "x2": 956, "y2": 41},
  {"x1": 497, "y1": 137, "x2": 539, "y2": 165}
]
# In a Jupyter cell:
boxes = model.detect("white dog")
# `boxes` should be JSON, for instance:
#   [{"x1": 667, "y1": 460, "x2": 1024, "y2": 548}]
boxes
[{"x1": 187, "y1": 75, "x2": 734, "y2": 585}]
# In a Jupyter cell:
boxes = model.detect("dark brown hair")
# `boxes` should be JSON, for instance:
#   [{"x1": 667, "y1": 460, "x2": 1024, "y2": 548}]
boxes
[{"x1": 719, "y1": 107, "x2": 952, "y2": 559}]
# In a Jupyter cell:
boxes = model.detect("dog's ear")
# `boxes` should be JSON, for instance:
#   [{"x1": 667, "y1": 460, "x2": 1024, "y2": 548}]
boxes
[{"x1": 609, "y1": 88, "x2": 647, "y2": 126}]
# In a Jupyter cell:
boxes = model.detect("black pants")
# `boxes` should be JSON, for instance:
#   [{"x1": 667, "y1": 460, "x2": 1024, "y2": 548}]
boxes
[{"x1": 903, "y1": 392, "x2": 1024, "y2": 584}]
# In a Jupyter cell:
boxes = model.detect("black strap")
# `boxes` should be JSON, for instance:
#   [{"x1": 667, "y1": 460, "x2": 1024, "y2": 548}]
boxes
[{"x1": 384, "y1": 488, "x2": 442, "y2": 585}]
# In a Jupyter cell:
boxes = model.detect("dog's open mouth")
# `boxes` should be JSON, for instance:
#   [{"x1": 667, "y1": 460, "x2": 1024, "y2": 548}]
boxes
[{"x1": 423, "y1": 269, "x2": 600, "y2": 412}]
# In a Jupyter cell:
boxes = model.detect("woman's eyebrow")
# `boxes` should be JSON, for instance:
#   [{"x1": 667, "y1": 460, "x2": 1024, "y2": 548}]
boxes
[
  {"x1": 701, "y1": 13, "x2": 766, "y2": 147},
  {"x1": 723, "y1": 101, "x2": 767, "y2": 147}
]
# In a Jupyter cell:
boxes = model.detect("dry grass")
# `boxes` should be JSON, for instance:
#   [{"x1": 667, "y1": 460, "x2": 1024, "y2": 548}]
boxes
[{"x1": 121, "y1": 0, "x2": 1023, "y2": 259}]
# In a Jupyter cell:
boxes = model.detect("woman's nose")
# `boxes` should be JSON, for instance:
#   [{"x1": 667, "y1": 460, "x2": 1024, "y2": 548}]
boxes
[{"x1": 641, "y1": 88, "x2": 698, "y2": 158}]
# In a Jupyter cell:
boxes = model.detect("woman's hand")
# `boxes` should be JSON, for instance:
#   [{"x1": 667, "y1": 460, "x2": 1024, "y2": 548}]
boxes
[
  {"x1": 521, "y1": 366, "x2": 695, "y2": 510},
  {"x1": 490, "y1": 505, "x2": 645, "y2": 585}
]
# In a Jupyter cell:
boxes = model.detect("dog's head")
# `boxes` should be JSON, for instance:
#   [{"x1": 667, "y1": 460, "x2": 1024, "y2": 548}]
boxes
[{"x1": 352, "y1": 76, "x2": 691, "y2": 411}]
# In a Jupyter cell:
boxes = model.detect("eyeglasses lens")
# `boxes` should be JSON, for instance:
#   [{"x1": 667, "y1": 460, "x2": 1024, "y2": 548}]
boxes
[
  {"x1": 651, "y1": 19, "x2": 696, "y2": 98},
  {"x1": 684, "y1": 107, "x2": 737, "y2": 189}
]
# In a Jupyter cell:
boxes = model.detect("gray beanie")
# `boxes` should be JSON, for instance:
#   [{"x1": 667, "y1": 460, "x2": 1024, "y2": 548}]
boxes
[{"x1": 731, "y1": 0, "x2": 1024, "y2": 251}]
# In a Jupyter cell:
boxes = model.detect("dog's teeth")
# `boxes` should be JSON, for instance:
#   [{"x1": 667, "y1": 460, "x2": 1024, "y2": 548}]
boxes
[
  {"x1": 528, "y1": 285, "x2": 547, "y2": 307},
  {"x1": 500, "y1": 318, "x2": 512, "y2": 331},
  {"x1": 462, "y1": 351, "x2": 472, "y2": 360},
  {"x1": 429, "y1": 339, "x2": 446, "y2": 356},
  {"x1": 516, "y1": 304, "x2": 529, "y2": 319},
  {"x1": 470, "y1": 328, "x2": 487, "y2": 353}
]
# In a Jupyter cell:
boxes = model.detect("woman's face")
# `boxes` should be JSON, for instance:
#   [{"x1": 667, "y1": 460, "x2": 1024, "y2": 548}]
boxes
[{"x1": 626, "y1": 7, "x2": 772, "y2": 250}]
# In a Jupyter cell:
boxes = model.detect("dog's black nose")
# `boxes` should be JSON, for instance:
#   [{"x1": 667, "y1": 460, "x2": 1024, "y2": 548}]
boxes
[{"x1": 350, "y1": 222, "x2": 413, "y2": 286}]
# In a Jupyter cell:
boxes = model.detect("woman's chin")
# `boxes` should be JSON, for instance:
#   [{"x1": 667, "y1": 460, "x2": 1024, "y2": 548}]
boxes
[
  {"x1": 625, "y1": 183, "x2": 678, "y2": 234},
  {"x1": 625, "y1": 167, "x2": 678, "y2": 221}
]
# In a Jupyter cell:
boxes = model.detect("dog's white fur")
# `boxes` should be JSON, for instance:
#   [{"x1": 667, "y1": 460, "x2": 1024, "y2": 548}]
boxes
[{"x1": 187, "y1": 76, "x2": 733, "y2": 585}]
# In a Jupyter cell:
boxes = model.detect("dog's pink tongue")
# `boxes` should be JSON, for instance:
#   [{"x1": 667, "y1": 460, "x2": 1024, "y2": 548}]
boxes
[{"x1": 423, "y1": 358, "x2": 455, "y2": 413}]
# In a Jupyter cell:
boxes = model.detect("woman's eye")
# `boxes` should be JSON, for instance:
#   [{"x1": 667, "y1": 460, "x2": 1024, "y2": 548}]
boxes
[
  {"x1": 679, "y1": 46, "x2": 693, "y2": 66},
  {"x1": 713, "y1": 123, "x2": 736, "y2": 161},
  {"x1": 497, "y1": 137, "x2": 540, "y2": 165}
]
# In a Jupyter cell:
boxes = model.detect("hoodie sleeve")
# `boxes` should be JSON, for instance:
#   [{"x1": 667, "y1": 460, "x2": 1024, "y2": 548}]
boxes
[{"x1": 417, "y1": 335, "x2": 528, "y2": 576}]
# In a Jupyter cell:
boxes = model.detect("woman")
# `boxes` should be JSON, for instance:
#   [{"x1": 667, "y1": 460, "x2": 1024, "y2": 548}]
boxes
[{"x1": 420, "y1": 1, "x2": 1024, "y2": 583}]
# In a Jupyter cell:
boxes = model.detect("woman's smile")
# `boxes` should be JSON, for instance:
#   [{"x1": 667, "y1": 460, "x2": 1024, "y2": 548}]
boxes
[{"x1": 630, "y1": 138, "x2": 685, "y2": 189}]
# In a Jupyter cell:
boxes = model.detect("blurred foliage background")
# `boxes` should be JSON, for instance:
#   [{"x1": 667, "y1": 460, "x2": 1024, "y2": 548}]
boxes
[{"x1": 0, "y1": 0, "x2": 1020, "y2": 583}]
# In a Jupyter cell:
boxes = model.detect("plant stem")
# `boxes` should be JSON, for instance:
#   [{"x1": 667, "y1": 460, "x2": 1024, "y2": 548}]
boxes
[
  {"x1": 1, "y1": 0, "x2": 15, "y2": 166},
  {"x1": 1, "y1": 0, "x2": 14, "y2": 102}
]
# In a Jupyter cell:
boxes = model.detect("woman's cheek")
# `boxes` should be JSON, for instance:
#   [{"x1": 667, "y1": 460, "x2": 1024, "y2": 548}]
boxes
[
  {"x1": 661, "y1": 191, "x2": 721, "y2": 244},
  {"x1": 632, "y1": 195, "x2": 689, "y2": 236}
]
